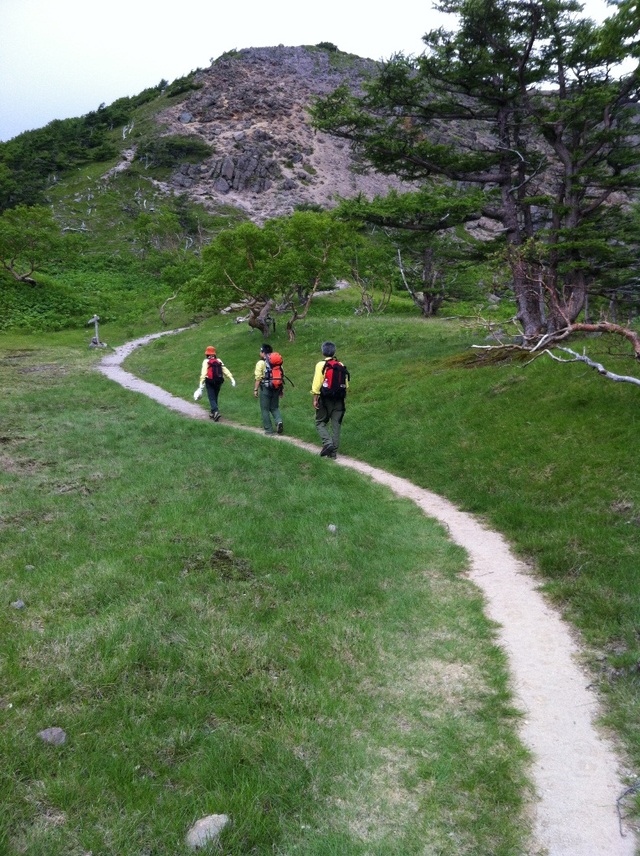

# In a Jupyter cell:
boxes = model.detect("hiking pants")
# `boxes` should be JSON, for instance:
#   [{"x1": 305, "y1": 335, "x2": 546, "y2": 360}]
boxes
[
  {"x1": 259, "y1": 386, "x2": 282, "y2": 433},
  {"x1": 315, "y1": 396, "x2": 345, "y2": 451},
  {"x1": 205, "y1": 379, "x2": 222, "y2": 414}
]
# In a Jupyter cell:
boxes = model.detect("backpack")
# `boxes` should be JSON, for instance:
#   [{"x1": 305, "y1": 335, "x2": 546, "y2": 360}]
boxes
[
  {"x1": 206, "y1": 357, "x2": 224, "y2": 386},
  {"x1": 264, "y1": 352, "x2": 285, "y2": 391},
  {"x1": 321, "y1": 359, "x2": 349, "y2": 400}
]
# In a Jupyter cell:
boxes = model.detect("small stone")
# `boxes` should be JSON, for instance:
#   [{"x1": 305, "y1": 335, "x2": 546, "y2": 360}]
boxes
[
  {"x1": 38, "y1": 727, "x2": 66, "y2": 746},
  {"x1": 327, "y1": 524, "x2": 337, "y2": 533},
  {"x1": 186, "y1": 814, "x2": 229, "y2": 849},
  {"x1": 25, "y1": 565, "x2": 35, "y2": 571},
  {"x1": 10, "y1": 600, "x2": 25, "y2": 609}
]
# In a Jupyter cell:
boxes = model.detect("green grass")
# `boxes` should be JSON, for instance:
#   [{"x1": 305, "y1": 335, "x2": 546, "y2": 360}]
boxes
[
  {"x1": 123, "y1": 293, "x2": 640, "y2": 788},
  {"x1": 0, "y1": 329, "x2": 530, "y2": 854}
]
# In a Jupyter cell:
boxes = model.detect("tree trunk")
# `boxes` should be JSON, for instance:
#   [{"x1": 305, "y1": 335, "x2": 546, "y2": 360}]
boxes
[
  {"x1": 511, "y1": 256, "x2": 545, "y2": 341},
  {"x1": 247, "y1": 299, "x2": 275, "y2": 337},
  {"x1": 286, "y1": 279, "x2": 319, "y2": 342},
  {"x1": 546, "y1": 273, "x2": 587, "y2": 335}
]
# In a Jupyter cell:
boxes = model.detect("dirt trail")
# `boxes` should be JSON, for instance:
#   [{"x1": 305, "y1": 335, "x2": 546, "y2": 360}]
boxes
[{"x1": 99, "y1": 331, "x2": 637, "y2": 856}]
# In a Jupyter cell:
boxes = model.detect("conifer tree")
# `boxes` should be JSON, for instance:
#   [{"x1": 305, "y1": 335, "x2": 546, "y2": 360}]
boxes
[{"x1": 312, "y1": 0, "x2": 640, "y2": 341}]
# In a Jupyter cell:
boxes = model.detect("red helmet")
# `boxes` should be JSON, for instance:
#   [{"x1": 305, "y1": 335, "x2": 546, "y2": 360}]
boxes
[{"x1": 205, "y1": 346, "x2": 216, "y2": 355}]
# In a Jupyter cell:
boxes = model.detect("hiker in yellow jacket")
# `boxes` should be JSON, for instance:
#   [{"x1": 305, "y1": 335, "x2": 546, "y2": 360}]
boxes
[
  {"x1": 311, "y1": 341, "x2": 349, "y2": 458},
  {"x1": 254, "y1": 343, "x2": 283, "y2": 435},
  {"x1": 195, "y1": 346, "x2": 236, "y2": 421}
]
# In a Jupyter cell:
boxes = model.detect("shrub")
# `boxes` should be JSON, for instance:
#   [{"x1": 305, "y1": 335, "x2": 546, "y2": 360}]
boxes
[{"x1": 136, "y1": 136, "x2": 212, "y2": 169}]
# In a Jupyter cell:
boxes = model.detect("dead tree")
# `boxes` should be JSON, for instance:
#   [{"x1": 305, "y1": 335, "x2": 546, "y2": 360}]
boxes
[{"x1": 159, "y1": 290, "x2": 180, "y2": 326}]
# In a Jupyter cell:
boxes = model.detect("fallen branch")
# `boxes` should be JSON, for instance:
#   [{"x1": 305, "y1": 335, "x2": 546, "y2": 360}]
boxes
[
  {"x1": 541, "y1": 347, "x2": 640, "y2": 386},
  {"x1": 159, "y1": 291, "x2": 180, "y2": 325},
  {"x1": 617, "y1": 780, "x2": 640, "y2": 836}
]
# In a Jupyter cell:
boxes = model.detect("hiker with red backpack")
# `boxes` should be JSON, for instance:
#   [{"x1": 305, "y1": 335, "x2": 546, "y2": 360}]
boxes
[
  {"x1": 254, "y1": 343, "x2": 288, "y2": 435},
  {"x1": 311, "y1": 341, "x2": 350, "y2": 458},
  {"x1": 194, "y1": 346, "x2": 236, "y2": 421}
]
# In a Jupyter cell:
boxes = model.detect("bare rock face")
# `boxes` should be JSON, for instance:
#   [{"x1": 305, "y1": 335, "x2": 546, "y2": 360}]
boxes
[{"x1": 154, "y1": 46, "x2": 414, "y2": 222}]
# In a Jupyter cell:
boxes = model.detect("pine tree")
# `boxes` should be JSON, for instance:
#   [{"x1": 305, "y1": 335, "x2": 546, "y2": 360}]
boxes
[{"x1": 312, "y1": 0, "x2": 640, "y2": 341}]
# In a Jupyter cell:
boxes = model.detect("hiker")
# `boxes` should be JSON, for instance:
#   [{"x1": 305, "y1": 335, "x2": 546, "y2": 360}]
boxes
[
  {"x1": 254, "y1": 343, "x2": 284, "y2": 435},
  {"x1": 195, "y1": 346, "x2": 236, "y2": 421},
  {"x1": 311, "y1": 341, "x2": 350, "y2": 458}
]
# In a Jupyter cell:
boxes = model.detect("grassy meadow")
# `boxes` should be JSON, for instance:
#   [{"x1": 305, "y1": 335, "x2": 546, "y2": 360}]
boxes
[{"x1": 1, "y1": 287, "x2": 639, "y2": 853}]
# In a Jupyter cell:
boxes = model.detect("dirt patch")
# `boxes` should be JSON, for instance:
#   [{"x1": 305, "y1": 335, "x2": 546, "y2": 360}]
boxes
[{"x1": 99, "y1": 332, "x2": 638, "y2": 856}]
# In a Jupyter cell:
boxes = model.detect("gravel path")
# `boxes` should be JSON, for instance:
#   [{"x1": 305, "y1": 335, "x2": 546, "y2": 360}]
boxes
[{"x1": 99, "y1": 331, "x2": 637, "y2": 856}]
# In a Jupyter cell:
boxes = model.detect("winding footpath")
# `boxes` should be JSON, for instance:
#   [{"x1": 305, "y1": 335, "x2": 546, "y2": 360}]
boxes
[{"x1": 99, "y1": 330, "x2": 637, "y2": 856}]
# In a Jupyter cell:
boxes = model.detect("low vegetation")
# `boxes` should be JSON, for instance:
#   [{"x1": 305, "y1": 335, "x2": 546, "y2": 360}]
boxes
[
  {"x1": 1, "y1": 317, "x2": 530, "y2": 855},
  {"x1": 124, "y1": 291, "x2": 640, "y2": 792},
  {"x1": 2, "y1": 3, "x2": 640, "y2": 848},
  {"x1": 3, "y1": 284, "x2": 638, "y2": 852}
]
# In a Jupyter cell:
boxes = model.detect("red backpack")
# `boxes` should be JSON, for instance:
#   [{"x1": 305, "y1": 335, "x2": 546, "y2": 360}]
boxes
[
  {"x1": 264, "y1": 352, "x2": 284, "y2": 390},
  {"x1": 321, "y1": 359, "x2": 349, "y2": 400},
  {"x1": 206, "y1": 357, "x2": 224, "y2": 385}
]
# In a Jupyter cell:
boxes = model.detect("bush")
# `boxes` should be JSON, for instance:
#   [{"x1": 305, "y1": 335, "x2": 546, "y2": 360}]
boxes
[
  {"x1": 0, "y1": 275, "x2": 92, "y2": 332},
  {"x1": 136, "y1": 136, "x2": 212, "y2": 169}
]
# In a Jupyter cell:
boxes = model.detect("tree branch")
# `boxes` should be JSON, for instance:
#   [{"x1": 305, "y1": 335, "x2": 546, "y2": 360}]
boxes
[{"x1": 541, "y1": 347, "x2": 640, "y2": 386}]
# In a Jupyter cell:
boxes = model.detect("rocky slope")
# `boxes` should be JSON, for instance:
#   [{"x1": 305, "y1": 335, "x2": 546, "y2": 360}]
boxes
[{"x1": 146, "y1": 46, "x2": 415, "y2": 222}]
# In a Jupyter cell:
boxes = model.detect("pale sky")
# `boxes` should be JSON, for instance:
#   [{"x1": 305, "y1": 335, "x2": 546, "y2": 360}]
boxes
[{"x1": 0, "y1": 0, "x2": 615, "y2": 143}]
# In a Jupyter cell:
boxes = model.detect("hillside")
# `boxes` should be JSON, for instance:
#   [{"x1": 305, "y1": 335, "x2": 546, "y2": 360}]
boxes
[
  {"x1": 0, "y1": 45, "x2": 423, "y2": 330},
  {"x1": 46, "y1": 45, "x2": 416, "y2": 231},
  {"x1": 146, "y1": 46, "x2": 416, "y2": 223}
]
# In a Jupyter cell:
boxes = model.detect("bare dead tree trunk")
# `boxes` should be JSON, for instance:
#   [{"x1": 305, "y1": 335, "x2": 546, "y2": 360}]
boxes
[{"x1": 159, "y1": 291, "x2": 180, "y2": 326}]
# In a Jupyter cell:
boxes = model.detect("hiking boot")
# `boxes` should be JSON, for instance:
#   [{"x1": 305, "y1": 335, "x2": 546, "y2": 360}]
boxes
[
  {"x1": 277, "y1": 422, "x2": 284, "y2": 434},
  {"x1": 213, "y1": 411, "x2": 221, "y2": 422},
  {"x1": 320, "y1": 443, "x2": 335, "y2": 457},
  {"x1": 209, "y1": 411, "x2": 216, "y2": 420}
]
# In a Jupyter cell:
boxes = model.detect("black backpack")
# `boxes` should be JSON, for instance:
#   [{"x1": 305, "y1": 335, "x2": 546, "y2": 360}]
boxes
[{"x1": 321, "y1": 359, "x2": 349, "y2": 400}]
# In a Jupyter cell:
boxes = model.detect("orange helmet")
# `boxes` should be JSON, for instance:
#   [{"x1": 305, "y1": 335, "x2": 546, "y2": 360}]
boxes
[{"x1": 205, "y1": 346, "x2": 216, "y2": 355}]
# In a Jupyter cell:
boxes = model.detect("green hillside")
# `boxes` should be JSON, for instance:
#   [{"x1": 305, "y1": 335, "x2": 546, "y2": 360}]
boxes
[
  {"x1": 2, "y1": 14, "x2": 640, "y2": 850},
  {"x1": 0, "y1": 68, "x2": 248, "y2": 333},
  {"x1": 2, "y1": 295, "x2": 640, "y2": 852}
]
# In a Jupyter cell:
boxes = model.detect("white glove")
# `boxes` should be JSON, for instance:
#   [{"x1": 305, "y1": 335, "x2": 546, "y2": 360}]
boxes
[
  {"x1": 231, "y1": 380, "x2": 236, "y2": 387},
  {"x1": 193, "y1": 387, "x2": 202, "y2": 401}
]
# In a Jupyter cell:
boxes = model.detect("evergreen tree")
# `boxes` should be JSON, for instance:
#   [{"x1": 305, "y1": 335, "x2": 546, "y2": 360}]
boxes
[{"x1": 312, "y1": 0, "x2": 640, "y2": 341}]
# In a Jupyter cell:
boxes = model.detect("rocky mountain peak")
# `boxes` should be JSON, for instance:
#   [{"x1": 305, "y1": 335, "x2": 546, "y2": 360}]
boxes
[{"x1": 151, "y1": 45, "x2": 414, "y2": 222}]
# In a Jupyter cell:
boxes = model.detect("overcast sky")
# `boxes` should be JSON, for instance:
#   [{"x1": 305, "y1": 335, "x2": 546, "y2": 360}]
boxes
[{"x1": 0, "y1": 0, "x2": 614, "y2": 143}]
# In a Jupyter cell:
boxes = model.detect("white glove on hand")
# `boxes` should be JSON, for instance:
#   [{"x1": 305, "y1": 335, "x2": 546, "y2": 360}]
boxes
[
  {"x1": 193, "y1": 388, "x2": 203, "y2": 401},
  {"x1": 231, "y1": 380, "x2": 236, "y2": 387}
]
